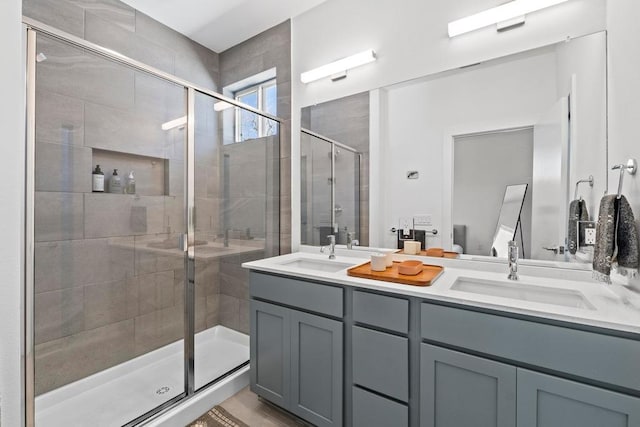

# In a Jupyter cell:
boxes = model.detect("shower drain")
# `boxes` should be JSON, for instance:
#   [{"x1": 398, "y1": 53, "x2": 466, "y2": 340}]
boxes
[{"x1": 156, "y1": 386, "x2": 171, "y2": 395}]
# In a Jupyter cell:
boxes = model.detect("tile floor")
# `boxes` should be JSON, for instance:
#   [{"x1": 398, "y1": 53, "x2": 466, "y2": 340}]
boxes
[{"x1": 188, "y1": 386, "x2": 306, "y2": 427}]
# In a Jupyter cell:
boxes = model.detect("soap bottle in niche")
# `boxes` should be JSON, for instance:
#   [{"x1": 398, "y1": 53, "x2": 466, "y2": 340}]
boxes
[
  {"x1": 125, "y1": 170, "x2": 136, "y2": 194},
  {"x1": 92, "y1": 165, "x2": 104, "y2": 192},
  {"x1": 109, "y1": 169, "x2": 122, "y2": 193}
]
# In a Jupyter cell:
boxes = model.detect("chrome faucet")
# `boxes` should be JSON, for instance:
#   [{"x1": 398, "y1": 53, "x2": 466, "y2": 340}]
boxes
[
  {"x1": 326, "y1": 235, "x2": 336, "y2": 259},
  {"x1": 346, "y1": 232, "x2": 359, "y2": 249},
  {"x1": 507, "y1": 240, "x2": 519, "y2": 281}
]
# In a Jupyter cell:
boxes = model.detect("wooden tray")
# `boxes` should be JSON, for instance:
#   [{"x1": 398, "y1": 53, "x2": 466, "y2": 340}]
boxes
[
  {"x1": 399, "y1": 250, "x2": 459, "y2": 259},
  {"x1": 347, "y1": 261, "x2": 444, "y2": 286}
]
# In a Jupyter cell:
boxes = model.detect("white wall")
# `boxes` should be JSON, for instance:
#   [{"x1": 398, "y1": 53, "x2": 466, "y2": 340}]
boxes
[
  {"x1": 607, "y1": 0, "x2": 640, "y2": 286},
  {"x1": 0, "y1": 0, "x2": 24, "y2": 425},
  {"x1": 379, "y1": 48, "x2": 558, "y2": 249},
  {"x1": 290, "y1": 0, "x2": 606, "y2": 249}
]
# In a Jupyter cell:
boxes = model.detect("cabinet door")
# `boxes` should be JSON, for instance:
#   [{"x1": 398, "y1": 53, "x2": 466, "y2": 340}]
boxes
[
  {"x1": 517, "y1": 369, "x2": 640, "y2": 427},
  {"x1": 420, "y1": 344, "x2": 516, "y2": 427},
  {"x1": 290, "y1": 310, "x2": 343, "y2": 427},
  {"x1": 250, "y1": 300, "x2": 290, "y2": 408}
]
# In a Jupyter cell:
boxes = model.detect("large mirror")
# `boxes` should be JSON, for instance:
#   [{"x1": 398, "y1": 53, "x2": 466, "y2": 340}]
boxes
[{"x1": 301, "y1": 31, "x2": 607, "y2": 267}]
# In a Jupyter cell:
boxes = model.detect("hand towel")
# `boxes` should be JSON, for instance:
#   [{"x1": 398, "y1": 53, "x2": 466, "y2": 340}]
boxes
[
  {"x1": 593, "y1": 195, "x2": 639, "y2": 283},
  {"x1": 568, "y1": 199, "x2": 589, "y2": 254}
]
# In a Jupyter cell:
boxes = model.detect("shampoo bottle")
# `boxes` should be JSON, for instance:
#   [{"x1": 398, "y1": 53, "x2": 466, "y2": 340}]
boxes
[
  {"x1": 125, "y1": 170, "x2": 136, "y2": 194},
  {"x1": 109, "y1": 169, "x2": 122, "y2": 193},
  {"x1": 92, "y1": 165, "x2": 104, "y2": 192}
]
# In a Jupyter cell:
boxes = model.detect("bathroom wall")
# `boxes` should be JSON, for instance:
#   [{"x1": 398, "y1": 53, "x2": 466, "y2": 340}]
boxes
[
  {"x1": 290, "y1": 0, "x2": 607, "y2": 250},
  {"x1": 216, "y1": 21, "x2": 291, "y2": 333},
  {"x1": 607, "y1": 0, "x2": 640, "y2": 287},
  {"x1": 0, "y1": 0, "x2": 24, "y2": 424},
  {"x1": 302, "y1": 92, "x2": 370, "y2": 246}
]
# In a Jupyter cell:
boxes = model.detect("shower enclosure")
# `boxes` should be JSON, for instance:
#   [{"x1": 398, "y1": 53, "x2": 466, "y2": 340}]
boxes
[
  {"x1": 300, "y1": 128, "x2": 361, "y2": 246},
  {"x1": 24, "y1": 19, "x2": 280, "y2": 426}
]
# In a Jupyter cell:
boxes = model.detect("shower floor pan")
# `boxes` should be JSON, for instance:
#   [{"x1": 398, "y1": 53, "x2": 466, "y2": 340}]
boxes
[{"x1": 35, "y1": 326, "x2": 249, "y2": 427}]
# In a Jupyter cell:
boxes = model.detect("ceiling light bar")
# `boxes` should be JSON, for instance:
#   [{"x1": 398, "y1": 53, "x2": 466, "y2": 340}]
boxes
[
  {"x1": 448, "y1": 0, "x2": 569, "y2": 38},
  {"x1": 301, "y1": 49, "x2": 376, "y2": 84}
]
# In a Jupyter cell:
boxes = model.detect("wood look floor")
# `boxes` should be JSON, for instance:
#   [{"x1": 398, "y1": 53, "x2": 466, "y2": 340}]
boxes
[{"x1": 189, "y1": 387, "x2": 307, "y2": 427}]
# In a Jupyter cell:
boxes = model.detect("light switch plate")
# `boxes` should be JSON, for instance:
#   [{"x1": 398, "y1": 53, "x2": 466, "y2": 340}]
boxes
[
  {"x1": 399, "y1": 217, "x2": 413, "y2": 236},
  {"x1": 414, "y1": 214, "x2": 432, "y2": 226}
]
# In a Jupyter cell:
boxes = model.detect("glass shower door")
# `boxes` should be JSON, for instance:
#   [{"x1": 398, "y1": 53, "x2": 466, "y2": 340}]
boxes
[
  {"x1": 192, "y1": 91, "x2": 280, "y2": 390},
  {"x1": 334, "y1": 148, "x2": 361, "y2": 245},
  {"x1": 32, "y1": 32, "x2": 187, "y2": 426}
]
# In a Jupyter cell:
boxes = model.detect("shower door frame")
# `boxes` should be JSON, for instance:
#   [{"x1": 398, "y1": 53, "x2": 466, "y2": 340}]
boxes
[
  {"x1": 23, "y1": 17, "x2": 282, "y2": 427},
  {"x1": 300, "y1": 128, "x2": 362, "y2": 243}
]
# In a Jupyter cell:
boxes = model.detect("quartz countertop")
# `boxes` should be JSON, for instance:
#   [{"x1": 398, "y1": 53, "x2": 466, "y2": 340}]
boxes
[{"x1": 243, "y1": 246, "x2": 640, "y2": 336}]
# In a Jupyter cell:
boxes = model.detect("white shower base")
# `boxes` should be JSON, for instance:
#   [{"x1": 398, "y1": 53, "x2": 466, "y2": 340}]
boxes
[{"x1": 36, "y1": 326, "x2": 249, "y2": 427}]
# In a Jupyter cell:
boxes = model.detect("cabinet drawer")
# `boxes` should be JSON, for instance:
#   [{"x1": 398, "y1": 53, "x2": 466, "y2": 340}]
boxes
[
  {"x1": 353, "y1": 386, "x2": 408, "y2": 427},
  {"x1": 421, "y1": 302, "x2": 640, "y2": 392},
  {"x1": 352, "y1": 326, "x2": 409, "y2": 402},
  {"x1": 250, "y1": 272, "x2": 343, "y2": 317},
  {"x1": 353, "y1": 290, "x2": 408, "y2": 334}
]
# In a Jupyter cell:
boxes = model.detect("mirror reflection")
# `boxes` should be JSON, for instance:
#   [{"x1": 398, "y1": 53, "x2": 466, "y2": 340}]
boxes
[{"x1": 301, "y1": 30, "x2": 607, "y2": 266}]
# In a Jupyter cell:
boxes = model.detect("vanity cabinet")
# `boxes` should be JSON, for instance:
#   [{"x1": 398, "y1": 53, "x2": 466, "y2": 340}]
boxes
[
  {"x1": 250, "y1": 273, "x2": 343, "y2": 427},
  {"x1": 517, "y1": 369, "x2": 640, "y2": 427},
  {"x1": 420, "y1": 344, "x2": 516, "y2": 427}
]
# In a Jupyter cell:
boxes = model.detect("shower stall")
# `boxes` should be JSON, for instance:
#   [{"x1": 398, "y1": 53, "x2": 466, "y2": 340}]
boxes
[
  {"x1": 300, "y1": 128, "x2": 361, "y2": 246},
  {"x1": 24, "y1": 18, "x2": 280, "y2": 426}
]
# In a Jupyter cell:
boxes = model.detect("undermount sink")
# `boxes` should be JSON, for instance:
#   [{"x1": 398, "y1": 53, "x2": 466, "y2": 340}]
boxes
[
  {"x1": 280, "y1": 258, "x2": 355, "y2": 273},
  {"x1": 450, "y1": 277, "x2": 595, "y2": 310}
]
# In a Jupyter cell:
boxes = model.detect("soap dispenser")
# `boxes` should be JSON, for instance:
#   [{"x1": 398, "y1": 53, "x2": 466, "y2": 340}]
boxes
[
  {"x1": 92, "y1": 165, "x2": 104, "y2": 192},
  {"x1": 109, "y1": 169, "x2": 122, "y2": 193},
  {"x1": 125, "y1": 170, "x2": 136, "y2": 194}
]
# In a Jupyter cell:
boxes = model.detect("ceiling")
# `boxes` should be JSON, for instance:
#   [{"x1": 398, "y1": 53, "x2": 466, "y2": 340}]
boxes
[{"x1": 122, "y1": 0, "x2": 327, "y2": 53}]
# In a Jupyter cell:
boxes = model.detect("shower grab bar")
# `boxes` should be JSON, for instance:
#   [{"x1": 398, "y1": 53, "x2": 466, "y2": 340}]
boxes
[
  {"x1": 611, "y1": 159, "x2": 637, "y2": 199},
  {"x1": 574, "y1": 175, "x2": 594, "y2": 201}
]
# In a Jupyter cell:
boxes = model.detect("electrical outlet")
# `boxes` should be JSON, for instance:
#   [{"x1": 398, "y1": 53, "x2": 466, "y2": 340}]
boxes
[
  {"x1": 399, "y1": 217, "x2": 413, "y2": 235},
  {"x1": 585, "y1": 228, "x2": 596, "y2": 245},
  {"x1": 414, "y1": 214, "x2": 432, "y2": 226}
]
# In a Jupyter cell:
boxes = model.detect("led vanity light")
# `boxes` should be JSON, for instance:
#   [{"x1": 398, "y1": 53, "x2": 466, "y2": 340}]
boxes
[
  {"x1": 300, "y1": 49, "x2": 377, "y2": 84},
  {"x1": 448, "y1": 0, "x2": 569, "y2": 38}
]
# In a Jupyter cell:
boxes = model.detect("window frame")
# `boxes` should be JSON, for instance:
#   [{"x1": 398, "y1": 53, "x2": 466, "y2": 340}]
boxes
[{"x1": 234, "y1": 78, "x2": 277, "y2": 143}]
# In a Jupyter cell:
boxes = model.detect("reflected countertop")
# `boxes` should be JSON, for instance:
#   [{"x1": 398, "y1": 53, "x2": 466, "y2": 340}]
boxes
[
  {"x1": 242, "y1": 246, "x2": 640, "y2": 336},
  {"x1": 112, "y1": 235, "x2": 265, "y2": 260}
]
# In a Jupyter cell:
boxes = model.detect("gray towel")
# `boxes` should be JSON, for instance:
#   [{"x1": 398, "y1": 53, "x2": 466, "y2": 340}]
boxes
[
  {"x1": 568, "y1": 199, "x2": 588, "y2": 254},
  {"x1": 593, "y1": 195, "x2": 639, "y2": 283}
]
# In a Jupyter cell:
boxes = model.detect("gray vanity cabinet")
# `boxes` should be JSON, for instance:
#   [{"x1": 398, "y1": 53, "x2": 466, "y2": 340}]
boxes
[
  {"x1": 420, "y1": 344, "x2": 517, "y2": 427},
  {"x1": 250, "y1": 299, "x2": 290, "y2": 408},
  {"x1": 517, "y1": 369, "x2": 640, "y2": 427},
  {"x1": 250, "y1": 272, "x2": 344, "y2": 427},
  {"x1": 290, "y1": 310, "x2": 343, "y2": 427}
]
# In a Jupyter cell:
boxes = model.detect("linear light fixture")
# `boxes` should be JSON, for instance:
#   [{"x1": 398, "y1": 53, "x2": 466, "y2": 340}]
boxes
[
  {"x1": 301, "y1": 49, "x2": 376, "y2": 84},
  {"x1": 161, "y1": 116, "x2": 186, "y2": 131},
  {"x1": 448, "y1": 0, "x2": 569, "y2": 38}
]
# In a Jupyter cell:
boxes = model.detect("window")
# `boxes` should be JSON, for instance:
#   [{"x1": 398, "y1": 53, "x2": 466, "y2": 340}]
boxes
[{"x1": 235, "y1": 79, "x2": 277, "y2": 142}]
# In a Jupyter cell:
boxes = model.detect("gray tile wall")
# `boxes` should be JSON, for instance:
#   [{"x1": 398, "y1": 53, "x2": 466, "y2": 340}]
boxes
[{"x1": 217, "y1": 21, "x2": 291, "y2": 333}]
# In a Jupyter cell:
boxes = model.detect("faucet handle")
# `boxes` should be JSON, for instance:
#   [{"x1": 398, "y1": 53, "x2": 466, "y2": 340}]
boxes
[{"x1": 327, "y1": 235, "x2": 336, "y2": 244}]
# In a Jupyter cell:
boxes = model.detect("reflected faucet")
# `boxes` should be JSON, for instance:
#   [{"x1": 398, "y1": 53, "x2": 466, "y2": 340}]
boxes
[
  {"x1": 508, "y1": 240, "x2": 519, "y2": 281},
  {"x1": 326, "y1": 235, "x2": 336, "y2": 259},
  {"x1": 347, "y1": 232, "x2": 359, "y2": 249}
]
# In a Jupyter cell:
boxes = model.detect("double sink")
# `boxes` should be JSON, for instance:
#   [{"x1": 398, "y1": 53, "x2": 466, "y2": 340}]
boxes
[{"x1": 277, "y1": 254, "x2": 595, "y2": 311}]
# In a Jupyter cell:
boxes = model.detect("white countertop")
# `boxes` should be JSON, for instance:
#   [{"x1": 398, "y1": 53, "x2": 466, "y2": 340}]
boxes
[{"x1": 243, "y1": 246, "x2": 640, "y2": 336}]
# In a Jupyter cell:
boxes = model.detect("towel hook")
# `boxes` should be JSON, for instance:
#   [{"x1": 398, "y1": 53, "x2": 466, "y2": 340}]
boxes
[
  {"x1": 574, "y1": 175, "x2": 594, "y2": 201},
  {"x1": 611, "y1": 158, "x2": 637, "y2": 199}
]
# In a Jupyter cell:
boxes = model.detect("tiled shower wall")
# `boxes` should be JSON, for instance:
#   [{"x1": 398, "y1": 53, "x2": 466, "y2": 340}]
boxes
[
  {"x1": 302, "y1": 92, "x2": 370, "y2": 246},
  {"x1": 25, "y1": 0, "x2": 290, "y2": 394}
]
